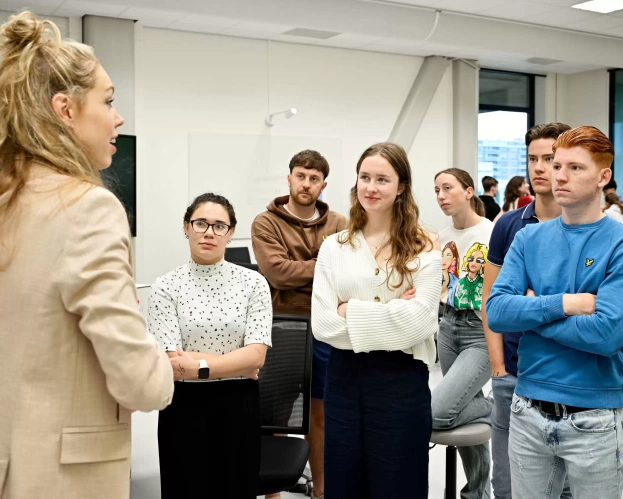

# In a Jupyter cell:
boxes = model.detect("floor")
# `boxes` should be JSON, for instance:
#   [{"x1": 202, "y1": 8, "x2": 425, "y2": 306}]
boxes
[{"x1": 131, "y1": 362, "x2": 492, "y2": 499}]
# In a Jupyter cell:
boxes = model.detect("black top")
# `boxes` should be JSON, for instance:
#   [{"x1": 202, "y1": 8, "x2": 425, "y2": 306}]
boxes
[{"x1": 479, "y1": 194, "x2": 501, "y2": 222}]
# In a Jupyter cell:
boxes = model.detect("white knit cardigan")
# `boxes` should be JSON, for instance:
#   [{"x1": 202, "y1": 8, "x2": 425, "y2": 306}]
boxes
[{"x1": 311, "y1": 230, "x2": 441, "y2": 366}]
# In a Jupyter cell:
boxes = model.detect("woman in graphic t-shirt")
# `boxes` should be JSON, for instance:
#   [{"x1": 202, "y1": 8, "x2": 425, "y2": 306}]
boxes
[{"x1": 433, "y1": 168, "x2": 495, "y2": 499}]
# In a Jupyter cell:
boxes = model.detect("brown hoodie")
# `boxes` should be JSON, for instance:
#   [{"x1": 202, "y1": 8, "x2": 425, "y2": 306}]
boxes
[{"x1": 252, "y1": 195, "x2": 348, "y2": 315}]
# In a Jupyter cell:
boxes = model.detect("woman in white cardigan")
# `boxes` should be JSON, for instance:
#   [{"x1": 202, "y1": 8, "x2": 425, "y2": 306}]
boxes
[{"x1": 312, "y1": 142, "x2": 441, "y2": 498}]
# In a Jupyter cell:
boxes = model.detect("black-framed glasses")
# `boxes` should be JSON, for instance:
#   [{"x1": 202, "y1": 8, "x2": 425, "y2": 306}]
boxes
[
  {"x1": 190, "y1": 220, "x2": 232, "y2": 236},
  {"x1": 467, "y1": 257, "x2": 486, "y2": 264}
]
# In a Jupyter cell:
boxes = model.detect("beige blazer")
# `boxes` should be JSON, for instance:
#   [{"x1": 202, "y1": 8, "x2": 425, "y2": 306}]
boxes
[{"x1": 0, "y1": 165, "x2": 174, "y2": 499}]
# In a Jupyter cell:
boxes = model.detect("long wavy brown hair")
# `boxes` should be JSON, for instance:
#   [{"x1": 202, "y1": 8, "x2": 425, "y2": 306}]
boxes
[{"x1": 339, "y1": 142, "x2": 432, "y2": 289}]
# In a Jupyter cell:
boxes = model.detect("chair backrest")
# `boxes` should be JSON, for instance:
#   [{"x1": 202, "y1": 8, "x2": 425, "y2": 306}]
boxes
[
  {"x1": 259, "y1": 314, "x2": 312, "y2": 435},
  {"x1": 225, "y1": 246, "x2": 251, "y2": 263},
  {"x1": 233, "y1": 262, "x2": 259, "y2": 272}
]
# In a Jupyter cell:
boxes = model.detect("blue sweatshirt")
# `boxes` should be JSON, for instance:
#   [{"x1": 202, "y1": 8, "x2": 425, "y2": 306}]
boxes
[{"x1": 487, "y1": 216, "x2": 623, "y2": 409}]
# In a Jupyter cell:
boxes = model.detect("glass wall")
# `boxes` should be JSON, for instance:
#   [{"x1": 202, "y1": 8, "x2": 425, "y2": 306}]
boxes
[{"x1": 478, "y1": 70, "x2": 536, "y2": 204}]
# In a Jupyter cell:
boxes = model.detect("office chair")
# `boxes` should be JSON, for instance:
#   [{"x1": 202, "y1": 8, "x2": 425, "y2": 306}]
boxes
[
  {"x1": 224, "y1": 246, "x2": 251, "y2": 263},
  {"x1": 257, "y1": 314, "x2": 313, "y2": 496},
  {"x1": 233, "y1": 262, "x2": 259, "y2": 272}
]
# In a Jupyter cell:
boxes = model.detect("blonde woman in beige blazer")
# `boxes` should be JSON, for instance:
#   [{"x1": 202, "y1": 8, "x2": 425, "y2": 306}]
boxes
[{"x1": 0, "y1": 12, "x2": 190, "y2": 499}]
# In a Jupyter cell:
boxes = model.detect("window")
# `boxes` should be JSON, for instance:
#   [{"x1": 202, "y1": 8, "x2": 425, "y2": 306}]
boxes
[
  {"x1": 610, "y1": 69, "x2": 623, "y2": 190},
  {"x1": 478, "y1": 70, "x2": 536, "y2": 205}
]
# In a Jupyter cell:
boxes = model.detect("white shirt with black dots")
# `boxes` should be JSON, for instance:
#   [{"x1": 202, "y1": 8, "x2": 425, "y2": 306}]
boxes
[{"x1": 148, "y1": 259, "x2": 272, "y2": 377}]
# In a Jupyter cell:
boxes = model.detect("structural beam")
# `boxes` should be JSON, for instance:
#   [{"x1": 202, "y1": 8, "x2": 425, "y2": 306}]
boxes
[
  {"x1": 452, "y1": 59, "x2": 478, "y2": 179},
  {"x1": 389, "y1": 56, "x2": 449, "y2": 152}
]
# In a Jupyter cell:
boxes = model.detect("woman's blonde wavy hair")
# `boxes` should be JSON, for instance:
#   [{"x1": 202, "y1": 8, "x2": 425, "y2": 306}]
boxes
[
  {"x1": 0, "y1": 11, "x2": 102, "y2": 269},
  {"x1": 339, "y1": 142, "x2": 432, "y2": 290}
]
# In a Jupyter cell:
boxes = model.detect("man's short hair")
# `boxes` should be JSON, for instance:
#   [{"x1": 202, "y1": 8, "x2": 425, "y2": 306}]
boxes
[
  {"x1": 604, "y1": 179, "x2": 618, "y2": 192},
  {"x1": 553, "y1": 126, "x2": 614, "y2": 170},
  {"x1": 289, "y1": 150, "x2": 330, "y2": 179},
  {"x1": 525, "y1": 122, "x2": 572, "y2": 147},
  {"x1": 482, "y1": 176, "x2": 498, "y2": 192}
]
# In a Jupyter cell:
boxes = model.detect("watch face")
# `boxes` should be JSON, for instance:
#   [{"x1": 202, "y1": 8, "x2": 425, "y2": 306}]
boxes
[{"x1": 198, "y1": 367, "x2": 210, "y2": 380}]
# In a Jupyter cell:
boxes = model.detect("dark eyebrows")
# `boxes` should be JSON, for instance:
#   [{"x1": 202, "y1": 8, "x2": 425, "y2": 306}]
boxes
[{"x1": 192, "y1": 218, "x2": 229, "y2": 224}]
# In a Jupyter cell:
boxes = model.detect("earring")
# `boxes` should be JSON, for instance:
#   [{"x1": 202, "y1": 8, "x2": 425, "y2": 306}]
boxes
[{"x1": 227, "y1": 240, "x2": 232, "y2": 244}]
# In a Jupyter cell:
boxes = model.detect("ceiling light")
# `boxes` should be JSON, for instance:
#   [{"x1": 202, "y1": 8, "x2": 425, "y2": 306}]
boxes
[
  {"x1": 265, "y1": 108, "x2": 297, "y2": 127},
  {"x1": 572, "y1": 0, "x2": 623, "y2": 14},
  {"x1": 282, "y1": 28, "x2": 341, "y2": 40}
]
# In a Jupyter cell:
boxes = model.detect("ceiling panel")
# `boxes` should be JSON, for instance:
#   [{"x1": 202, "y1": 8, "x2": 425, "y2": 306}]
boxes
[
  {"x1": 534, "y1": 6, "x2": 599, "y2": 26},
  {"x1": 478, "y1": 1, "x2": 567, "y2": 22},
  {"x1": 2, "y1": 0, "x2": 64, "y2": 16},
  {"x1": 55, "y1": 0, "x2": 127, "y2": 17},
  {"x1": 432, "y1": 0, "x2": 507, "y2": 14},
  {"x1": 118, "y1": 7, "x2": 184, "y2": 27},
  {"x1": 168, "y1": 14, "x2": 239, "y2": 34}
]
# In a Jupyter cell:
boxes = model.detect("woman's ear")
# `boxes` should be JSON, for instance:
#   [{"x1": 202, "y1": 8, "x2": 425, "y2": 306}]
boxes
[
  {"x1": 228, "y1": 227, "x2": 236, "y2": 242},
  {"x1": 51, "y1": 92, "x2": 77, "y2": 128},
  {"x1": 465, "y1": 186, "x2": 474, "y2": 200},
  {"x1": 183, "y1": 223, "x2": 191, "y2": 239}
]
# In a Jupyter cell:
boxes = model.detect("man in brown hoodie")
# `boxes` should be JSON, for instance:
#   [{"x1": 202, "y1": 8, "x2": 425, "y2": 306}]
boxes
[{"x1": 252, "y1": 150, "x2": 347, "y2": 499}]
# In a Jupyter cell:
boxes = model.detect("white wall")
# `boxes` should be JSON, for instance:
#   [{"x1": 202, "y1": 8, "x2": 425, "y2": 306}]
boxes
[
  {"x1": 134, "y1": 27, "x2": 453, "y2": 284},
  {"x1": 545, "y1": 70, "x2": 609, "y2": 134}
]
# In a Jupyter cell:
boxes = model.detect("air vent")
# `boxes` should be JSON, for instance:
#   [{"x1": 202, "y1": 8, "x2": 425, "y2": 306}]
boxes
[
  {"x1": 281, "y1": 28, "x2": 341, "y2": 39},
  {"x1": 525, "y1": 57, "x2": 563, "y2": 65}
]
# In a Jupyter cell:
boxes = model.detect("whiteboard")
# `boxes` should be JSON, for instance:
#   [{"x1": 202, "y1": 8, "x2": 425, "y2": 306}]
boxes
[{"x1": 188, "y1": 132, "x2": 344, "y2": 239}]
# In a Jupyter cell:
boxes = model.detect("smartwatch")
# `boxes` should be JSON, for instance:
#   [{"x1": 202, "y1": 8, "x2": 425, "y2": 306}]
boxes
[{"x1": 198, "y1": 359, "x2": 210, "y2": 380}]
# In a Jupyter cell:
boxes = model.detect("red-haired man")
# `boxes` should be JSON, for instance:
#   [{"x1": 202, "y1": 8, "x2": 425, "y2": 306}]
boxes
[{"x1": 487, "y1": 126, "x2": 623, "y2": 498}]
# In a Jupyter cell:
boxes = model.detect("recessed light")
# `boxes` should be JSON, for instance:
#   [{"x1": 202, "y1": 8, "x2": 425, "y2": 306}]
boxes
[
  {"x1": 572, "y1": 0, "x2": 623, "y2": 14},
  {"x1": 281, "y1": 28, "x2": 341, "y2": 40}
]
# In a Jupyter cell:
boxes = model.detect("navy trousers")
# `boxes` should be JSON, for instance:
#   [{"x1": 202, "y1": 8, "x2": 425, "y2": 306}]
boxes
[{"x1": 324, "y1": 348, "x2": 431, "y2": 499}]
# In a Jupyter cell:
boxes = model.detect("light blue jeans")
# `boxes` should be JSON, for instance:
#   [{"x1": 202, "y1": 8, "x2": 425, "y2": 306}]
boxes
[
  {"x1": 509, "y1": 393, "x2": 623, "y2": 499},
  {"x1": 432, "y1": 307, "x2": 493, "y2": 499},
  {"x1": 491, "y1": 375, "x2": 572, "y2": 499}
]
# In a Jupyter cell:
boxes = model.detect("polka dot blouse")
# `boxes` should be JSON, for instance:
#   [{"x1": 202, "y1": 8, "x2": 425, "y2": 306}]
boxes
[{"x1": 148, "y1": 259, "x2": 273, "y2": 362}]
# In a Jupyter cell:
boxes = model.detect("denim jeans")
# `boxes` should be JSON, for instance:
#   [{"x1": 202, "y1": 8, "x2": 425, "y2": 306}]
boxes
[
  {"x1": 509, "y1": 394, "x2": 623, "y2": 499},
  {"x1": 491, "y1": 375, "x2": 573, "y2": 499},
  {"x1": 432, "y1": 307, "x2": 493, "y2": 499},
  {"x1": 491, "y1": 374, "x2": 516, "y2": 499},
  {"x1": 324, "y1": 348, "x2": 431, "y2": 499}
]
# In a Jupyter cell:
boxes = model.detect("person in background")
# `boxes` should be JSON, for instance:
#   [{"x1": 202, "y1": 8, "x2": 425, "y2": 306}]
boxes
[
  {"x1": 487, "y1": 126, "x2": 623, "y2": 499},
  {"x1": 604, "y1": 192, "x2": 623, "y2": 223},
  {"x1": 603, "y1": 178, "x2": 618, "y2": 198},
  {"x1": 482, "y1": 122, "x2": 572, "y2": 499},
  {"x1": 0, "y1": 12, "x2": 175, "y2": 499},
  {"x1": 150, "y1": 193, "x2": 272, "y2": 499},
  {"x1": 479, "y1": 175, "x2": 501, "y2": 221},
  {"x1": 494, "y1": 176, "x2": 530, "y2": 222},
  {"x1": 252, "y1": 150, "x2": 347, "y2": 499},
  {"x1": 516, "y1": 184, "x2": 535, "y2": 209},
  {"x1": 433, "y1": 168, "x2": 494, "y2": 499},
  {"x1": 313, "y1": 142, "x2": 440, "y2": 498}
]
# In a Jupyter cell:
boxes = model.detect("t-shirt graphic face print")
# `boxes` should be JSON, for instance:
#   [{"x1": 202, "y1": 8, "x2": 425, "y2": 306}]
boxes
[{"x1": 439, "y1": 218, "x2": 494, "y2": 316}]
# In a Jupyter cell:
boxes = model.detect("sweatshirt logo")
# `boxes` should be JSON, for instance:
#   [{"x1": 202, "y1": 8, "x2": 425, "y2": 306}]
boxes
[{"x1": 585, "y1": 258, "x2": 595, "y2": 268}]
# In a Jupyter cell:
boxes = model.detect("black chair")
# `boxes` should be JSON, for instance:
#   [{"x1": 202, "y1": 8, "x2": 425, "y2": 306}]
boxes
[
  {"x1": 233, "y1": 262, "x2": 259, "y2": 272},
  {"x1": 257, "y1": 314, "x2": 313, "y2": 496},
  {"x1": 224, "y1": 246, "x2": 251, "y2": 263}
]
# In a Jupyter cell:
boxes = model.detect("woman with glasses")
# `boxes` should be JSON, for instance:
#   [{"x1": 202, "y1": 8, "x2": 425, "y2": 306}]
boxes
[
  {"x1": 432, "y1": 168, "x2": 494, "y2": 499},
  {"x1": 149, "y1": 192, "x2": 272, "y2": 499}
]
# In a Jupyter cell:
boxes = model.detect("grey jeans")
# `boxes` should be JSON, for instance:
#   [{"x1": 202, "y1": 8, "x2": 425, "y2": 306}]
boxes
[
  {"x1": 432, "y1": 306, "x2": 493, "y2": 499},
  {"x1": 491, "y1": 374, "x2": 573, "y2": 499}
]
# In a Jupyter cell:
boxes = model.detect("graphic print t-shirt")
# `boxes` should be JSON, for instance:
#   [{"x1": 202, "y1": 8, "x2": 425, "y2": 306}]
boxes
[{"x1": 439, "y1": 218, "x2": 494, "y2": 318}]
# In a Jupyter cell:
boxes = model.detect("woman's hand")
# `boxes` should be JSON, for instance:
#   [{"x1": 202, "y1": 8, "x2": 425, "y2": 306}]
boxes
[
  {"x1": 337, "y1": 302, "x2": 348, "y2": 318},
  {"x1": 170, "y1": 347, "x2": 200, "y2": 381},
  {"x1": 400, "y1": 288, "x2": 416, "y2": 300}
]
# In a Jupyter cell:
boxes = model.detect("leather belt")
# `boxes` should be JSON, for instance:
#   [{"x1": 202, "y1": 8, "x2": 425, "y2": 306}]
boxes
[{"x1": 532, "y1": 399, "x2": 596, "y2": 417}]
